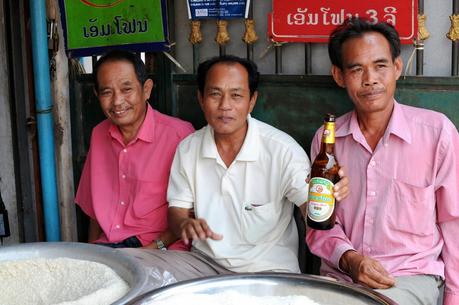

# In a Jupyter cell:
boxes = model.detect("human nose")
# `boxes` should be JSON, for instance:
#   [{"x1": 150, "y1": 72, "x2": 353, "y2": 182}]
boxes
[
  {"x1": 112, "y1": 91, "x2": 124, "y2": 106},
  {"x1": 362, "y1": 69, "x2": 378, "y2": 87},
  {"x1": 218, "y1": 94, "x2": 232, "y2": 110}
]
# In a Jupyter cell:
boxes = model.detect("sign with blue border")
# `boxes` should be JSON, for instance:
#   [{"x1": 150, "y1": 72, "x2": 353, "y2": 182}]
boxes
[{"x1": 187, "y1": 0, "x2": 250, "y2": 19}]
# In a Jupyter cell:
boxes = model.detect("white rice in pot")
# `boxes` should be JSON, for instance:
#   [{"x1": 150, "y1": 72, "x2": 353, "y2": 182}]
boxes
[{"x1": 0, "y1": 257, "x2": 129, "y2": 305}]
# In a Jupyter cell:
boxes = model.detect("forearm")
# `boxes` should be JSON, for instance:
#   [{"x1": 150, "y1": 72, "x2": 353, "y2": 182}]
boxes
[
  {"x1": 306, "y1": 222, "x2": 354, "y2": 268},
  {"x1": 168, "y1": 207, "x2": 193, "y2": 238},
  {"x1": 87, "y1": 218, "x2": 102, "y2": 242}
]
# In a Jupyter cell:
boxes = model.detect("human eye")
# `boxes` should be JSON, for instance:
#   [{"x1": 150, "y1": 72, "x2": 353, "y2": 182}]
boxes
[
  {"x1": 350, "y1": 66, "x2": 363, "y2": 74},
  {"x1": 122, "y1": 87, "x2": 133, "y2": 94},
  {"x1": 99, "y1": 89, "x2": 111, "y2": 97},
  {"x1": 208, "y1": 90, "x2": 221, "y2": 97}
]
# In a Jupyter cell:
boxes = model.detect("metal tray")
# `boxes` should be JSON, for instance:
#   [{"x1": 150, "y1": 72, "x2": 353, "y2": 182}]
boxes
[
  {"x1": 128, "y1": 273, "x2": 397, "y2": 305},
  {"x1": 0, "y1": 242, "x2": 149, "y2": 305}
]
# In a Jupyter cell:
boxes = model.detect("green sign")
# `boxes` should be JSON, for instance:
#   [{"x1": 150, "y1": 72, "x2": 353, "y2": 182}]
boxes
[{"x1": 59, "y1": 0, "x2": 168, "y2": 56}]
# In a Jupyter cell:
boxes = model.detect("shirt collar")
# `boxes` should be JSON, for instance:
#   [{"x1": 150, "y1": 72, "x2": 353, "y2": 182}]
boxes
[
  {"x1": 384, "y1": 100, "x2": 412, "y2": 144},
  {"x1": 236, "y1": 115, "x2": 259, "y2": 161},
  {"x1": 108, "y1": 103, "x2": 155, "y2": 145},
  {"x1": 201, "y1": 114, "x2": 259, "y2": 162},
  {"x1": 335, "y1": 100, "x2": 412, "y2": 145}
]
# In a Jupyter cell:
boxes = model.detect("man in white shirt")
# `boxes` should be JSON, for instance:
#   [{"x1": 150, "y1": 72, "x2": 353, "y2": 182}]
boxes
[{"x1": 122, "y1": 55, "x2": 348, "y2": 281}]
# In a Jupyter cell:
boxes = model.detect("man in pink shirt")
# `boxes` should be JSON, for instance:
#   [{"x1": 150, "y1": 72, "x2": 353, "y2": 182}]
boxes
[
  {"x1": 307, "y1": 19, "x2": 459, "y2": 305},
  {"x1": 75, "y1": 50, "x2": 194, "y2": 250}
]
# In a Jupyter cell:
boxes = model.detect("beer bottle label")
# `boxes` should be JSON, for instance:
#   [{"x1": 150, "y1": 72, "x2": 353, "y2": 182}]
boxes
[{"x1": 307, "y1": 177, "x2": 335, "y2": 222}]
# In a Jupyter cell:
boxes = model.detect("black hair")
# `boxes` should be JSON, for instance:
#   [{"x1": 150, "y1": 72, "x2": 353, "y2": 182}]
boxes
[
  {"x1": 93, "y1": 49, "x2": 147, "y2": 91},
  {"x1": 197, "y1": 55, "x2": 260, "y2": 97},
  {"x1": 328, "y1": 18, "x2": 401, "y2": 69}
]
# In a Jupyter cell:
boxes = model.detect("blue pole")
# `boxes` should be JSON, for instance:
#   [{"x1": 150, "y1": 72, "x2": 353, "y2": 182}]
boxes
[{"x1": 29, "y1": 0, "x2": 61, "y2": 241}]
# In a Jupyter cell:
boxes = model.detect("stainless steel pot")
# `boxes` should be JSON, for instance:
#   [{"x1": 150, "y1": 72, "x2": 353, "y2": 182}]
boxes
[
  {"x1": 0, "y1": 242, "x2": 149, "y2": 305},
  {"x1": 127, "y1": 273, "x2": 397, "y2": 305}
]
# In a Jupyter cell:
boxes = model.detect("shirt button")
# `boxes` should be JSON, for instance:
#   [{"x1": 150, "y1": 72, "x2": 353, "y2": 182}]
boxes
[
  {"x1": 120, "y1": 201, "x2": 125, "y2": 206},
  {"x1": 121, "y1": 174, "x2": 126, "y2": 179},
  {"x1": 123, "y1": 149, "x2": 127, "y2": 153},
  {"x1": 370, "y1": 160, "x2": 376, "y2": 166},
  {"x1": 115, "y1": 225, "x2": 120, "y2": 229},
  {"x1": 369, "y1": 191, "x2": 376, "y2": 196}
]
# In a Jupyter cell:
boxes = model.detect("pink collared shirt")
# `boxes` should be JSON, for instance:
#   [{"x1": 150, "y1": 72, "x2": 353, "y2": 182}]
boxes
[
  {"x1": 306, "y1": 101, "x2": 459, "y2": 304},
  {"x1": 75, "y1": 104, "x2": 194, "y2": 250}
]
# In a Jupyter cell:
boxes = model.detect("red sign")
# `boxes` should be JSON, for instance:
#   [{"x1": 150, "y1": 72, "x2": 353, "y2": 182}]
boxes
[{"x1": 269, "y1": 0, "x2": 418, "y2": 44}]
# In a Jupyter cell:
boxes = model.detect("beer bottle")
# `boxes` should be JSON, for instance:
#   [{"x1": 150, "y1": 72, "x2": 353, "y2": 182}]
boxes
[{"x1": 307, "y1": 114, "x2": 340, "y2": 230}]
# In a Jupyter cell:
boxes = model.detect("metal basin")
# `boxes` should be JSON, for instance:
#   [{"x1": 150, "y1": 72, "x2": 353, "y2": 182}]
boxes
[
  {"x1": 0, "y1": 242, "x2": 149, "y2": 305},
  {"x1": 128, "y1": 273, "x2": 397, "y2": 305}
]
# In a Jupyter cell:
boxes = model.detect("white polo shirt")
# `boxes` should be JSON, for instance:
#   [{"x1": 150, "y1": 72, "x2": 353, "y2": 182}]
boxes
[{"x1": 167, "y1": 116, "x2": 311, "y2": 272}]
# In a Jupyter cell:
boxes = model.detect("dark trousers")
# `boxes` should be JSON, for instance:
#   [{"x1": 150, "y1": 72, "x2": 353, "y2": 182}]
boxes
[{"x1": 96, "y1": 236, "x2": 142, "y2": 248}]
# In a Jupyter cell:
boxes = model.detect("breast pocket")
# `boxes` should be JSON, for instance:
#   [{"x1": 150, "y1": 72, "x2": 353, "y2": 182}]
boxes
[
  {"x1": 131, "y1": 181, "x2": 167, "y2": 218},
  {"x1": 387, "y1": 179, "x2": 435, "y2": 237},
  {"x1": 241, "y1": 201, "x2": 278, "y2": 244}
]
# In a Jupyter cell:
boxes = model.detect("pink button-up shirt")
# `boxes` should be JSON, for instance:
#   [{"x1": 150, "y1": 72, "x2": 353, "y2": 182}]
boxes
[
  {"x1": 75, "y1": 104, "x2": 194, "y2": 250},
  {"x1": 306, "y1": 101, "x2": 459, "y2": 304}
]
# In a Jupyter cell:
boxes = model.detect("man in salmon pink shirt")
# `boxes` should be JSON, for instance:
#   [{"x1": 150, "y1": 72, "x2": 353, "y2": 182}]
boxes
[
  {"x1": 307, "y1": 19, "x2": 459, "y2": 305},
  {"x1": 75, "y1": 50, "x2": 194, "y2": 250}
]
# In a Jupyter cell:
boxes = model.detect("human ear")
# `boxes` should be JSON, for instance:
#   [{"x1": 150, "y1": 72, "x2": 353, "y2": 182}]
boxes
[
  {"x1": 143, "y1": 79, "x2": 154, "y2": 100},
  {"x1": 394, "y1": 57, "x2": 403, "y2": 80},
  {"x1": 331, "y1": 65, "x2": 345, "y2": 88},
  {"x1": 248, "y1": 91, "x2": 258, "y2": 113}
]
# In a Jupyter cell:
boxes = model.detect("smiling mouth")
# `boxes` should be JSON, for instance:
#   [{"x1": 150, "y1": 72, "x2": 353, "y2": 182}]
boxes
[{"x1": 111, "y1": 108, "x2": 129, "y2": 116}]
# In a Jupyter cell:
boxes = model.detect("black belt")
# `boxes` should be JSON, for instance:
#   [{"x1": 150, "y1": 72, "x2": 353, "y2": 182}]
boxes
[{"x1": 96, "y1": 235, "x2": 142, "y2": 248}]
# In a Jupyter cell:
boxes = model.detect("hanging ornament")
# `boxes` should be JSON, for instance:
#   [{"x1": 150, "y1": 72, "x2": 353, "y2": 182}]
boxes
[
  {"x1": 417, "y1": 14, "x2": 430, "y2": 41},
  {"x1": 215, "y1": 20, "x2": 230, "y2": 45},
  {"x1": 189, "y1": 20, "x2": 203, "y2": 45},
  {"x1": 243, "y1": 19, "x2": 258, "y2": 44},
  {"x1": 447, "y1": 14, "x2": 459, "y2": 42}
]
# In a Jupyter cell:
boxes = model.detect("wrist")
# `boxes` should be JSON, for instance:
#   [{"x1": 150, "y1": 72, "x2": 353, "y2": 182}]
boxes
[
  {"x1": 340, "y1": 250, "x2": 358, "y2": 274},
  {"x1": 155, "y1": 239, "x2": 167, "y2": 251}
]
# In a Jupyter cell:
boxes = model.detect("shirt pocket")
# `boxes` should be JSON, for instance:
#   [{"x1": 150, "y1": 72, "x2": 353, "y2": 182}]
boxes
[
  {"x1": 131, "y1": 180, "x2": 167, "y2": 218},
  {"x1": 387, "y1": 179, "x2": 435, "y2": 236},
  {"x1": 241, "y1": 201, "x2": 277, "y2": 244}
]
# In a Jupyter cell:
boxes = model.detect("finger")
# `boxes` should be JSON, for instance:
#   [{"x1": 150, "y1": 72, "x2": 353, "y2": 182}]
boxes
[
  {"x1": 192, "y1": 221, "x2": 208, "y2": 240},
  {"x1": 183, "y1": 221, "x2": 202, "y2": 242},
  {"x1": 360, "y1": 265, "x2": 395, "y2": 289},
  {"x1": 371, "y1": 265, "x2": 395, "y2": 286},
  {"x1": 198, "y1": 220, "x2": 214, "y2": 239},
  {"x1": 338, "y1": 166, "x2": 346, "y2": 178},
  {"x1": 181, "y1": 230, "x2": 190, "y2": 245},
  {"x1": 334, "y1": 175, "x2": 348, "y2": 191},
  {"x1": 201, "y1": 222, "x2": 223, "y2": 240},
  {"x1": 334, "y1": 187, "x2": 349, "y2": 202},
  {"x1": 334, "y1": 177, "x2": 349, "y2": 201},
  {"x1": 360, "y1": 277, "x2": 394, "y2": 289},
  {"x1": 209, "y1": 231, "x2": 223, "y2": 240}
]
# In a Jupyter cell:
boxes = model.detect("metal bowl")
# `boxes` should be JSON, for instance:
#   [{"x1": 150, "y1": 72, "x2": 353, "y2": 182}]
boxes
[
  {"x1": 0, "y1": 242, "x2": 149, "y2": 305},
  {"x1": 128, "y1": 273, "x2": 397, "y2": 305}
]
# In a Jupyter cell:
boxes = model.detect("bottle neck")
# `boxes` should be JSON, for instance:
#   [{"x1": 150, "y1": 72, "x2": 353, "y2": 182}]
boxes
[
  {"x1": 320, "y1": 143, "x2": 335, "y2": 154},
  {"x1": 321, "y1": 121, "x2": 335, "y2": 152}
]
